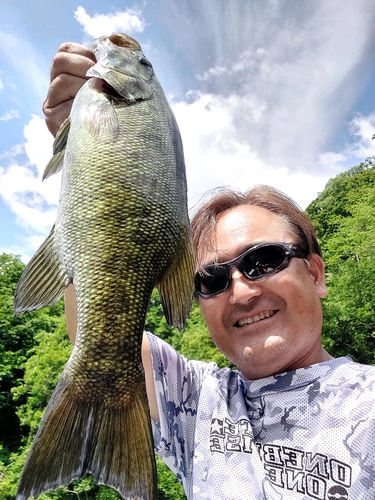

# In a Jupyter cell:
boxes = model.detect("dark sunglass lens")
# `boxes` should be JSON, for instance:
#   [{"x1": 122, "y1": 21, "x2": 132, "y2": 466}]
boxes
[
  {"x1": 196, "y1": 266, "x2": 229, "y2": 295},
  {"x1": 242, "y1": 245, "x2": 286, "y2": 278}
]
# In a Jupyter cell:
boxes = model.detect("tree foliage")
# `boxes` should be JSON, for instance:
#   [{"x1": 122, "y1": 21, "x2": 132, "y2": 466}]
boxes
[
  {"x1": 306, "y1": 157, "x2": 375, "y2": 363},
  {"x1": 0, "y1": 254, "x2": 65, "y2": 459}
]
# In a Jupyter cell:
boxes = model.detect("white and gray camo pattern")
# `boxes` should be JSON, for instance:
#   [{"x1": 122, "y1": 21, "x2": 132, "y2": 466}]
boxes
[{"x1": 147, "y1": 332, "x2": 375, "y2": 500}]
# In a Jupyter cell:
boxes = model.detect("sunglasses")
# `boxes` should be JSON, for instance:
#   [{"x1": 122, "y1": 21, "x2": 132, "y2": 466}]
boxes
[{"x1": 194, "y1": 242, "x2": 307, "y2": 298}]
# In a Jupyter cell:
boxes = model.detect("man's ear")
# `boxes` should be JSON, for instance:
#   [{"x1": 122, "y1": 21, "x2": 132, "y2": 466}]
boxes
[{"x1": 307, "y1": 253, "x2": 327, "y2": 298}]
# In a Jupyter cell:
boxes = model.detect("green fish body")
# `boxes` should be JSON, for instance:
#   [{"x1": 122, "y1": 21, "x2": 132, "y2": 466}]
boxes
[{"x1": 15, "y1": 33, "x2": 194, "y2": 500}]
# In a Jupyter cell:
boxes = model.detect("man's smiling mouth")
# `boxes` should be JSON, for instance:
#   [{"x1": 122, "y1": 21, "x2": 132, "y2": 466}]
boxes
[{"x1": 236, "y1": 310, "x2": 276, "y2": 327}]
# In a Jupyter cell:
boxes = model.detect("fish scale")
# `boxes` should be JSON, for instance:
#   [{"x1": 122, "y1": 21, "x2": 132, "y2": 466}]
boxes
[{"x1": 14, "y1": 33, "x2": 194, "y2": 500}]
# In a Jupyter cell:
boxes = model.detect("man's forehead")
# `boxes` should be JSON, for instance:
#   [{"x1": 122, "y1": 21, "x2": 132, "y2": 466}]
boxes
[
  {"x1": 203, "y1": 205, "x2": 295, "y2": 263},
  {"x1": 215, "y1": 205, "x2": 291, "y2": 238}
]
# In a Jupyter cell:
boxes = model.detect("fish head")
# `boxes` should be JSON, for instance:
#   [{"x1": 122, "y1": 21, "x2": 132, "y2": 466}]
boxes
[{"x1": 87, "y1": 33, "x2": 155, "y2": 103}]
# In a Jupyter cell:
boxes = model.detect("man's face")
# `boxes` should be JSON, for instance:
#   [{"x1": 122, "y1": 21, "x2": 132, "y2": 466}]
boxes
[{"x1": 198, "y1": 205, "x2": 327, "y2": 380}]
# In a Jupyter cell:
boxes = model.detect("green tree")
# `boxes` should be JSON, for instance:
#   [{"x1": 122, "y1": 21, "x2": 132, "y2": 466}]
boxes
[
  {"x1": 306, "y1": 158, "x2": 375, "y2": 363},
  {"x1": 0, "y1": 254, "x2": 71, "y2": 498},
  {"x1": 156, "y1": 456, "x2": 186, "y2": 500},
  {"x1": 0, "y1": 254, "x2": 65, "y2": 459},
  {"x1": 12, "y1": 317, "x2": 72, "y2": 434}
]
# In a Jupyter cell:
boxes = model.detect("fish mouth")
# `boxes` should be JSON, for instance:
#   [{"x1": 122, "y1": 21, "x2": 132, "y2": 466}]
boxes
[
  {"x1": 89, "y1": 78, "x2": 125, "y2": 100},
  {"x1": 236, "y1": 310, "x2": 276, "y2": 327}
]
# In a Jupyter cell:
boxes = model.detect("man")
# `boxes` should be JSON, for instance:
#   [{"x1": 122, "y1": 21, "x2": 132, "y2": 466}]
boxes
[{"x1": 46, "y1": 43, "x2": 375, "y2": 499}]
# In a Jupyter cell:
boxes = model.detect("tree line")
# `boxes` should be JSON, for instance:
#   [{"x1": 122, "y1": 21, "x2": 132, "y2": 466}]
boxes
[{"x1": 1, "y1": 158, "x2": 375, "y2": 498}]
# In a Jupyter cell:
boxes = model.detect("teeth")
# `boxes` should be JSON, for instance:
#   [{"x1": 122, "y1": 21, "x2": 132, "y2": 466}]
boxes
[{"x1": 237, "y1": 310, "x2": 275, "y2": 327}]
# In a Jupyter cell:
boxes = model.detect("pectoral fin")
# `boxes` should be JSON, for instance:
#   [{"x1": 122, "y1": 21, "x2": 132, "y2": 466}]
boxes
[{"x1": 84, "y1": 98, "x2": 119, "y2": 143}]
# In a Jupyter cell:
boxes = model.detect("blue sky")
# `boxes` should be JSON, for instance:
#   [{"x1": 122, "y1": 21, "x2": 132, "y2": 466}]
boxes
[{"x1": 1, "y1": 0, "x2": 375, "y2": 262}]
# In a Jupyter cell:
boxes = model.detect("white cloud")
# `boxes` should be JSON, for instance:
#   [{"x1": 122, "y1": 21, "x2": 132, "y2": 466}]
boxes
[
  {"x1": 196, "y1": 48, "x2": 268, "y2": 82},
  {"x1": 316, "y1": 113, "x2": 375, "y2": 175},
  {"x1": 0, "y1": 109, "x2": 19, "y2": 121},
  {"x1": 173, "y1": 92, "x2": 375, "y2": 212},
  {"x1": 157, "y1": 0, "x2": 375, "y2": 180},
  {"x1": 346, "y1": 113, "x2": 375, "y2": 159},
  {"x1": 0, "y1": 115, "x2": 59, "y2": 259},
  {"x1": 172, "y1": 92, "x2": 330, "y2": 211},
  {"x1": 317, "y1": 152, "x2": 348, "y2": 174},
  {"x1": 74, "y1": 6, "x2": 146, "y2": 39},
  {"x1": 23, "y1": 115, "x2": 55, "y2": 179}
]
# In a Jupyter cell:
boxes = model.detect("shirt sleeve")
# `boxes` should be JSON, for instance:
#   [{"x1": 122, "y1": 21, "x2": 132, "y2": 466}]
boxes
[{"x1": 146, "y1": 331, "x2": 218, "y2": 485}]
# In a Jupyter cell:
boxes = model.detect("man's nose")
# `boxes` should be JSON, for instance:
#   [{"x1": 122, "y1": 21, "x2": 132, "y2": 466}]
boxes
[{"x1": 228, "y1": 269, "x2": 263, "y2": 305}]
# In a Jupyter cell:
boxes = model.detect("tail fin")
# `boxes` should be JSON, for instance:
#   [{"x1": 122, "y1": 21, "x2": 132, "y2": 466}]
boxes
[{"x1": 16, "y1": 372, "x2": 157, "y2": 500}]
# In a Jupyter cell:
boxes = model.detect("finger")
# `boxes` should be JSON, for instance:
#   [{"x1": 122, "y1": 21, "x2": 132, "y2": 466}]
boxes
[
  {"x1": 43, "y1": 99, "x2": 74, "y2": 137},
  {"x1": 57, "y1": 41, "x2": 95, "y2": 58},
  {"x1": 43, "y1": 73, "x2": 87, "y2": 136},
  {"x1": 44, "y1": 73, "x2": 89, "y2": 110},
  {"x1": 50, "y1": 48, "x2": 96, "y2": 82},
  {"x1": 43, "y1": 43, "x2": 96, "y2": 136}
]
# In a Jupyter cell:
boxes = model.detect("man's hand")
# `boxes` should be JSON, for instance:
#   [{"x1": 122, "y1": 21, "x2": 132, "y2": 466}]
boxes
[{"x1": 43, "y1": 42, "x2": 96, "y2": 136}]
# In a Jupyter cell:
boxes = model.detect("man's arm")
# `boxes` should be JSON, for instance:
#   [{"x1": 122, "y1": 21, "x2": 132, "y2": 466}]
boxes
[{"x1": 64, "y1": 285, "x2": 159, "y2": 422}]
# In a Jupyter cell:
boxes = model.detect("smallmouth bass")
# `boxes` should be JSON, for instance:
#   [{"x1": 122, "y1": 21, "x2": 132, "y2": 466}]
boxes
[{"x1": 14, "y1": 33, "x2": 194, "y2": 500}]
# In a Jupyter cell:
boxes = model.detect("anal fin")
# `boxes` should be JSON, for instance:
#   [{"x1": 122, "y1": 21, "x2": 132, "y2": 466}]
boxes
[{"x1": 14, "y1": 225, "x2": 69, "y2": 315}]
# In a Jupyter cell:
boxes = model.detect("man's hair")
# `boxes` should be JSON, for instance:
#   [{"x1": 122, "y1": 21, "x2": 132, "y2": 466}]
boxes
[{"x1": 190, "y1": 185, "x2": 322, "y2": 270}]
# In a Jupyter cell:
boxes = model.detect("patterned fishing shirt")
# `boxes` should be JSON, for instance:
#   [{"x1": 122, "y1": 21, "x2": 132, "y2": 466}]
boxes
[{"x1": 147, "y1": 332, "x2": 375, "y2": 500}]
